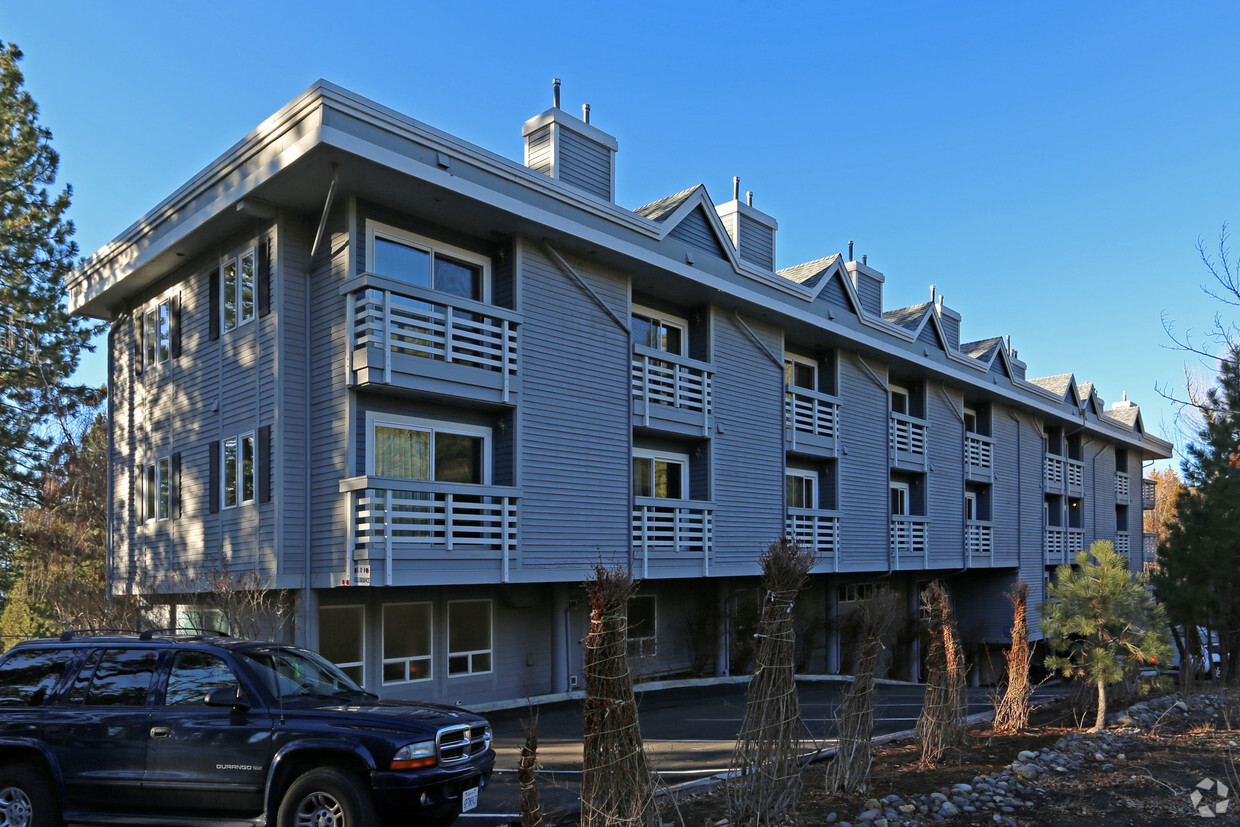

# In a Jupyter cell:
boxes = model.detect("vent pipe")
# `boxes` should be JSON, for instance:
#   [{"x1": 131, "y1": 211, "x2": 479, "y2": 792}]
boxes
[
  {"x1": 848, "y1": 240, "x2": 854, "y2": 261},
  {"x1": 582, "y1": 103, "x2": 590, "y2": 124},
  {"x1": 553, "y1": 78, "x2": 561, "y2": 109},
  {"x1": 746, "y1": 191, "x2": 753, "y2": 207},
  {"x1": 862, "y1": 254, "x2": 867, "y2": 265},
  {"x1": 930, "y1": 284, "x2": 936, "y2": 303},
  {"x1": 733, "y1": 176, "x2": 740, "y2": 201}
]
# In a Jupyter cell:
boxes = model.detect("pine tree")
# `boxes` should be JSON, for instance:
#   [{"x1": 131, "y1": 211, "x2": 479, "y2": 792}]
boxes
[
  {"x1": 1042, "y1": 541, "x2": 1171, "y2": 731},
  {"x1": 0, "y1": 41, "x2": 103, "y2": 512},
  {"x1": 1152, "y1": 344, "x2": 1240, "y2": 682}
]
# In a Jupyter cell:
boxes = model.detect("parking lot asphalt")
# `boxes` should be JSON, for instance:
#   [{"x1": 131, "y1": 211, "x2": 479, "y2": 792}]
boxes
[{"x1": 464, "y1": 678, "x2": 1063, "y2": 824}]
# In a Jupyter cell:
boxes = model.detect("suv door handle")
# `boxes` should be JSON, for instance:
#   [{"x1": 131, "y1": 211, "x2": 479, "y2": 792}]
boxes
[{"x1": 150, "y1": 726, "x2": 172, "y2": 738}]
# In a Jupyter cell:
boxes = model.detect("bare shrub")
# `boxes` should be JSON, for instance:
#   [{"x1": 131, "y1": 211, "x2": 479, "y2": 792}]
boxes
[
  {"x1": 993, "y1": 580, "x2": 1034, "y2": 733},
  {"x1": 825, "y1": 588, "x2": 899, "y2": 795},
  {"x1": 917, "y1": 580, "x2": 967, "y2": 766},
  {"x1": 519, "y1": 709, "x2": 544, "y2": 827},
  {"x1": 726, "y1": 539, "x2": 818, "y2": 825},
  {"x1": 580, "y1": 564, "x2": 658, "y2": 827}
]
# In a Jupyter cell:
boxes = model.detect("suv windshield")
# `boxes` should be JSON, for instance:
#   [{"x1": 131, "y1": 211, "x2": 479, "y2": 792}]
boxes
[{"x1": 240, "y1": 646, "x2": 372, "y2": 702}]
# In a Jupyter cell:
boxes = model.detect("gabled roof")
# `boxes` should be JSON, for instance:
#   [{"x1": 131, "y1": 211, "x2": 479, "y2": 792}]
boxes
[
  {"x1": 1104, "y1": 405, "x2": 1143, "y2": 430},
  {"x1": 777, "y1": 255, "x2": 842, "y2": 289},
  {"x1": 961, "y1": 337, "x2": 1004, "y2": 362},
  {"x1": 883, "y1": 302, "x2": 934, "y2": 331},
  {"x1": 633, "y1": 186, "x2": 701, "y2": 222},
  {"x1": 1028, "y1": 373, "x2": 1075, "y2": 399}
]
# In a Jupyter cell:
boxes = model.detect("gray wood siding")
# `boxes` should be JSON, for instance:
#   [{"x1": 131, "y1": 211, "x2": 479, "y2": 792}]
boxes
[
  {"x1": 940, "y1": 314, "x2": 960, "y2": 350},
  {"x1": 669, "y1": 206, "x2": 728, "y2": 259},
  {"x1": 525, "y1": 125, "x2": 552, "y2": 177},
  {"x1": 738, "y1": 221, "x2": 775, "y2": 270},
  {"x1": 989, "y1": 405, "x2": 1022, "y2": 568},
  {"x1": 308, "y1": 205, "x2": 352, "y2": 582},
  {"x1": 710, "y1": 312, "x2": 784, "y2": 571},
  {"x1": 556, "y1": 127, "x2": 611, "y2": 200},
  {"x1": 516, "y1": 241, "x2": 631, "y2": 575},
  {"x1": 1088, "y1": 441, "x2": 1117, "y2": 545},
  {"x1": 279, "y1": 213, "x2": 312, "y2": 582},
  {"x1": 837, "y1": 355, "x2": 890, "y2": 571},
  {"x1": 815, "y1": 273, "x2": 852, "y2": 312},
  {"x1": 853, "y1": 275, "x2": 882, "y2": 316},
  {"x1": 917, "y1": 320, "x2": 945, "y2": 351},
  {"x1": 927, "y1": 383, "x2": 965, "y2": 568}
]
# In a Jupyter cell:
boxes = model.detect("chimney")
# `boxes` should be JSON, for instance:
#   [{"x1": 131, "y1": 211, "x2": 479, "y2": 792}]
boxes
[
  {"x1": 522, "y1": 79, "x2": 618, "y2": 202},
  {"x1": 716, "y1": 179, "x2": 778, "y2": 270}
]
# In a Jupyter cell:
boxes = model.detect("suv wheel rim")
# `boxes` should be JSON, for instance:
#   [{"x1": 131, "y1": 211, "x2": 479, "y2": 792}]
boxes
[
  {"x1": 295, "y1": 791, "x2": 344, "y2": 827},
  {"x1": 0, "y1": 787, "x2": 33, "y2": 827}
]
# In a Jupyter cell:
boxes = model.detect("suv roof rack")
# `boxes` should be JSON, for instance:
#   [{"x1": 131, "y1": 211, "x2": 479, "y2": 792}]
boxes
[
  {"x1": 58, "y1": 629, "x2": 143, "y2": 641},
  {"x1": 139, "y1": 627, "x2": 232, "y2": 640}
]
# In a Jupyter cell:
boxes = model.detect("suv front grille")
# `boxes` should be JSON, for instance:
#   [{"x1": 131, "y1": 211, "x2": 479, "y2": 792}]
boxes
[{"x1": 436, "y1": 723, "x2": 491, "y2": 765}]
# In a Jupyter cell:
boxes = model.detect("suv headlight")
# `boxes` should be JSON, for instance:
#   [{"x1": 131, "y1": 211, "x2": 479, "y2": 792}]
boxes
[
  {"x1": 390, "y1": 740, "x2": 437, "y2": 770},
  {"x1": 483, "y1": 725, "x2": 493, "y2": 751}
]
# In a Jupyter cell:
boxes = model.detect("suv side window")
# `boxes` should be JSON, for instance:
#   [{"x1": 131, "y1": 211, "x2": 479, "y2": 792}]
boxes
[
  {"x1": 164, "y1": 651, "x2": 240, "y2": 706},
  {"x1": 0, "y1": 648, "x2": 79, "y2": 706},
  {"x1": 70, "y1": 649, "x2": 159, "y2": 707}
]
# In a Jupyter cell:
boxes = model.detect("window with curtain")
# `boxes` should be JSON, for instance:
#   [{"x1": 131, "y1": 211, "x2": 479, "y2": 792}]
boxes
[{"x1": 373, "y1": 422, "x2": 484, "y2": 484}]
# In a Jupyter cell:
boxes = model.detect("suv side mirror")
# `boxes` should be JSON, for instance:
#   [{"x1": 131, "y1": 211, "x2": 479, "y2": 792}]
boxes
[{"x1": 205, "y1": 685, "x2": 252, "y2": 710}]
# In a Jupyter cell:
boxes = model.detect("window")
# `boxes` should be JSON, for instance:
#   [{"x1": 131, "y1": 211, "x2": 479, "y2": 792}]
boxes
[
  {"x1": 0, "y1": 648, "x2": 78, "y2": 706},
  {"x1": 965, "y1": 491, "x2": 977, "y2": 521},
  {"x1": 164, "y1": 652, "x2": 240, "y2": 707},
  {"x1": 632, "y1": 306, "x2": 687, "y2": 356},
  {"x1": 319, "y1": 605, "x2": 364, "y2": 685},
  {"x1": 223, "y1": 433, "x2": 256, "y2": 508},
  {"x1": 144, "y1": 300, "x2": 172, "y2": 366},
  {"x1": 142, "y1": 456, "x2": 173, "y2": 522},
  {"x1": 1115, "y1": 448, "x2": 1129, "y2": 473},
  {"x1": 627, "y1": 595, "x2": 657, "y2": 658},
  {"x1": 890, "y1": 481, "x2": 910, "y2": 517},
  {"x1": 383, "y1": 603, "x2": 432, "y2": 685},
  {"x1": 963, "y1": 407, "x2": 978, "y2": 435},
  {"x1": 448, "y1": 600, "x2": 492, "y2": 677},
  {"x1": 890, "y1": 383, "x2": 909, "y2": 416},
  {"x1": 369, "y1": 416, "x2": 489, "y2": 484},
  {"x1": 222, "y1": 249, "x2": 256, "y2": 333},
  {"x1": 368, "y1": 223, "x2": 487, "y2": 302},
  {"x1": 784, "y1": 357, "x2": 816, "y2": 391},
  {"x1": 175, "y1": 606, "x2": 228, "y2": 635},
  {"x1": 633, "y1": 450, "x2": 687, "y2": 499},
  {"x1": 786, "y1": 472, "x2": 816, "y2": 509},
  {"x1": 74, "y1": 649, "x2": 159, "y2": 707},
  {"x1": 839, "y1": 582, "x2": 882, "y2": 603}
]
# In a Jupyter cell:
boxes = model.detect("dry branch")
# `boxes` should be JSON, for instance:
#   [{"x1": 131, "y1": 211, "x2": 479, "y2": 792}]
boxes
[
  {"x1": 917, "y1": 580, "x2": 967, "y2": 766},
  {"x1": 993, "y1": 580, "x2": 1034, "y2": 734}
]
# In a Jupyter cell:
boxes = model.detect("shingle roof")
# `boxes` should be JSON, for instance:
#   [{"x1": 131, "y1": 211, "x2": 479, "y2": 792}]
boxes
[
  {"x1": 1028, "y1": 374, "x2": 1074, "y2": 397},
  {"x1": 776, "y1": 254, "x2": 842, "y2": 288},
  {"x1": 882, "y1": 302, "x2": 933, "y2": 331},
  {"x1": 1077, "y1": 382, "x2": 1095, "y2": 403},
  {"x1": 961, "y1": 337, "x2": 1003, "y2": 362},
  {"x1": 1105, "y1": 406, "x2": 1141, "y2": 428},
  {"x1": 633, "y1": 185, "x2": 702, "y2": 222}
]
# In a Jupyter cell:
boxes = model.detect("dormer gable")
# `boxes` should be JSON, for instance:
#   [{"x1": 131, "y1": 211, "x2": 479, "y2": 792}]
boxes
[
  {"x1": 777, "y1": 254, "x2": 863, "y2": 317},
  {"x1": 635, "y1": 184, "x2": 739, "y2": 265}
]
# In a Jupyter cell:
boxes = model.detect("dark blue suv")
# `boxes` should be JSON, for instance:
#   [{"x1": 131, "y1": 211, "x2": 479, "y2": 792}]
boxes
[{"x1": 0, "y1": 632, "x2": 494, "y2": 827}]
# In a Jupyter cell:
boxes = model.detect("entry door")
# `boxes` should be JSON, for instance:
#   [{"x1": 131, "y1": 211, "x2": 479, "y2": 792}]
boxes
[{"x1": 145, "y1": 651, "x2": 274, "y2": 817}]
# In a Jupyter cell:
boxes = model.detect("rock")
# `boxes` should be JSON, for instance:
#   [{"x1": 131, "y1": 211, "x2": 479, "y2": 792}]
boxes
[
  {"x1": 1017, "y1": 750, "x2": 1038, "y2": 761},
  {"x1": 1094, "y1": 752, "x2": 1106, "y2": 761},
  {"x1": 864, "y1": 799, "x2": 880, "y2": 811},
  {"x1": 952, "y1": 783, "x2": 973, "y2": 793},
  {"x1": 1175, "y1": 700, "x2": 1189, "y2": 712},
  {"x1": 1117, "y1": 753, "x2": 1126, "y2": 760},
  {"x1": 940, "y1": 802, "x2": 960, "y2": 817},
  {"x1": 1116, "y1": 713, "x2": 1133, "y2": 726},
  {"x1": 857, "y1": 809, "x2": 881, "y2": 822},
  {"x1": 1014, "y1": 765, "x2": 1038, "y2": 780},
  {"x1": 826, "y1": 814, "x2": 836, "y2": 824}
]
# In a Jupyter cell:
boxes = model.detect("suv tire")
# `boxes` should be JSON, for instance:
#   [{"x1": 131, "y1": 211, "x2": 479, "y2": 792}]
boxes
[
  {"x1": 0, "y1": 764, "x2": 62, "y2": 827},
  {"x1": 277, "y1": 768, "x2": 377, "y2": 827}
]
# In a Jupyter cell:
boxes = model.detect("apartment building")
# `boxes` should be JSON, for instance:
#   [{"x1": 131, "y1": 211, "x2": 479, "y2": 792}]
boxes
[{"x1": 67, "y1": 81, "x2": 1172, "y2": 705}]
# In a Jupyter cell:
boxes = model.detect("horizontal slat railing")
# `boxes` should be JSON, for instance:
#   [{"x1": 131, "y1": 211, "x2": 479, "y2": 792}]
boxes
[
  {"x1": 1115, "y1": 471, "x2": 1130, "y2": 503},
  {"x1": 785, "y1": 508, "x2": 840, "y2": 559},
  {"x1": 1115, "y1": 532, "x2": 1130, "y2": 559},
  {"x1": 344, "y1": 275, "x2": 519, "y2": 391},
  {"x1": 785, "y1": 387, "x2": 840, "y2": 439},
  {"x1": 966, "y1": 520, "x2": 993, "y2": 558},
  {"x1": 1065, "y1": 459, "x2": 1084, "y2": 491},
  {"x1": 965, "y1": 434, "x2": 993, "y2": 471},
  {"x1": 1045, "y1": 456, "x2": 1065, "y2": 488},
  {"x1": 890, "y1": 516, "x2": 929, "y2": 563},
  {"x1": 889, "y1": 413, "x2": 928, "y2": 457},
  {"x1": 1143, "y1": 533, "x2": 1157, "y2": 561},
  {"x1": 631, "y1": 499, "x2": 713, "y2": 553},
  {"x1": 1045, "y1": 527, "x2": 1085, "y2": 564},
  {"x1": 631, "y1": 346, "x2": 713, "y2": 416},
  {"x1": 1142, "y1": 478, "x2": 1156, "y2": 510}
]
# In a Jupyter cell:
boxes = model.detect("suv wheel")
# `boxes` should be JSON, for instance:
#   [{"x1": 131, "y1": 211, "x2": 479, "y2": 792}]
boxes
[
  {"x1": 277, "y1": 768, "x2": 376, "y2": 827},
  {"x1": 0, "y1": 765, "x2": 62, "y2": 827}
]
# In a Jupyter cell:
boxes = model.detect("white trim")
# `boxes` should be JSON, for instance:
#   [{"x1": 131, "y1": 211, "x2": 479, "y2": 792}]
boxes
[
  {"x1": 447, "y1": 599, "x2": 493, "y2": 678},
  {"x1": 220, "y1": 246, "x2": 257, "y2": 335},
  {"x1": 381, "y1": 601, "x2": 433, "y2": 685},
  {"x1": 222, "y1": 431, "x2": 257, "y2": 509},
  {"x1": 965, "y1": 491, "x2": 978, "y2": 522},
  {"x1": 890, "y1": 481, "x2": 910, "y2": 517},
  {"x1": 364, "y1": 412, "x2": 492, "y2": 484},
  {"x1": 783, "y1": 353, "x2": 818, "y2": 391},
  {"x1": 632, "y1": 448, "x2": 690, "y2": 499},
  {"x1": 365, "y1": 220, "x2": 491, "y2": 303},
  {"x1": 785, "y1": 470, "x2": 816, "y2": 510},
  {"x1": 889, "y1": 383, "x2": 910, "y2": 416}
]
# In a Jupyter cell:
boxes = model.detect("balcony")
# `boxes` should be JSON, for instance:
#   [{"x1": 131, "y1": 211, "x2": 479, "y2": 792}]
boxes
[
  {"x1": 342, "y1": 476, "x2": 520, "y2": 585},
  {"x1": 1115, "y1": 471, "x2": 1130, "y2": 504},
  {"x1": 1143, "y1": 532, "x2": 1158, "y2": 563},
  {"x1": 785, "y1": 387, "x2": 840, "y2": 456},
  {"x1": 889, "y1": 413, "x2": 929, "y2": 468},
  {"x1": 1115, "y1": 532, "x2": 1130, "y2": 561},
  {"x1": 632, "y1": 498, "x2": 713, "y2": 575},
  {"x1": 966, "y1": 520, "x2": 993, "y2": 561},
  {"x1": 1045, "y1": 527, "x2": 1084, "y2": 566},
  {"x1": 785, "y1": 508, "x2": 840, "y2": 567},
  {"x1": 965, "y1": 434, "x2": 994, "y2": 481},
  {"x1": 1142, "y1": 477, "x2": 1156, "y2": 510},
  {"x1": 343, "y1": 274, "x2": 521, "y2": 404},
  {"x1": 1045, "y1": 455, "x2": 1084, "y2": 496},
  {"x1": 890, "y1": 516, "x2": 929, "y2": 566},
  {"x1": 632, "y1": 346, "x2": 713, "y2": 436}
]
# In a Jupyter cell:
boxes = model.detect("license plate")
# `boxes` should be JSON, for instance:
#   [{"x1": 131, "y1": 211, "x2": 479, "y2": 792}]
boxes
[{"x1": 462, "y1": 786, "x2": 479, "y2": 812}]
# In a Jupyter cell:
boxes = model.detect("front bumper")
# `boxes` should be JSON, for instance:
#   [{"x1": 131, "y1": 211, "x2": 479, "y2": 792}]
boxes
[{"x1": 371, "y1": 751, "x2": 496, "y2": 822}]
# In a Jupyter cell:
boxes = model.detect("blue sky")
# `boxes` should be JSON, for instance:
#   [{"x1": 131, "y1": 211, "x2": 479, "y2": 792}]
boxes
[{"x1": 6, "y1": 1, "x2": 1239, "y2": 467}]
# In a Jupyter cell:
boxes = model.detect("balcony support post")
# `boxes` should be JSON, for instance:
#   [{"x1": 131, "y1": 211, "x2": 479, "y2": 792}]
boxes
[{"x1": 382, "y1": 289, "x2": 393, "y2": 385}]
